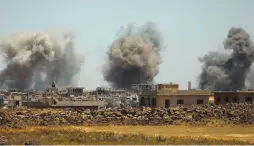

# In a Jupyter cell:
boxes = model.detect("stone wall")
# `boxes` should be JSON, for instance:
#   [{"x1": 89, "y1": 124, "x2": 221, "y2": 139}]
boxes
[{"x1": 0, "y1": 102, "x2": 253, "y2": 128}]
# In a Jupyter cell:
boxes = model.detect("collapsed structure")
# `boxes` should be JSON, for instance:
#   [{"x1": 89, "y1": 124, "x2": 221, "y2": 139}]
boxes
[{"x1": 0, "y1": 81, "x2": 138, "y2": 109}]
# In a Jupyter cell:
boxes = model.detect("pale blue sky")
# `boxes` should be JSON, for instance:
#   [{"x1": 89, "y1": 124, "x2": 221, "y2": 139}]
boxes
[{"x1": 0, "y1": 0, "x2": 254, "y2": 90}]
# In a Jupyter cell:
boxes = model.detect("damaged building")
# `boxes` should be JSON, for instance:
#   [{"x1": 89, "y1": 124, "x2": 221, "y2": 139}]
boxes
[
  {"x1": 95, "y1": 87, "x2": 139, "y2": 108},
  {"x1": 1, "y1": 82, "x2": 106, "y2": 110}
]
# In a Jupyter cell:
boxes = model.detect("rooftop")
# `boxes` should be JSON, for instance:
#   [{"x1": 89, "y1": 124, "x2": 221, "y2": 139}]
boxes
[
  {"x1": 157, "y1": 83, "x2": 179, "y2": 85},
  {"x1": 66, "y1": 87, "x2": 84, "y2": 89},
  {"x1": 54, "y1": 100, "x2": 105, "y2": 107},
  {"x1": 140, "y1": 90, "x2": 157, "y2": 96},
  {"x1": 213, "y1": 90, "x2": 254, "y2": 94},
  {"x1": 157, "y1": 89, "x2": 212, "y2": 96}
]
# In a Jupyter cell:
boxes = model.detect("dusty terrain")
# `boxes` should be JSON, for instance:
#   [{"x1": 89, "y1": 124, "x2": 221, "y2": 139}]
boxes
[
  {"x1": 1, "y1": 125, "x2": 254, "y2": 145},
  {"x1": 1, "y1": 103, "x2": 254, "y2": 128},
  {"x1": 1, "y1": 103, "x2": 254, "y2": 144}
]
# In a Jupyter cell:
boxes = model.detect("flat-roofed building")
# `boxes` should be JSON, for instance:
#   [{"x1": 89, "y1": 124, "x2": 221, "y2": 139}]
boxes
[
  {"x1": 139, "y1": 90, "x2": 157, "y2": 107},
  {"x1": 138, "y1": 81, "x2": 214, "y2": 108},
  {"x1": 213, "y1": 90, "x2": 254, "y2": 104},
  {"x1": 157, "y1": 83, "x2": 179, "y2": 92},
  {"x1": 156, "y1": 89, "x2": 213, "y2": 108}
]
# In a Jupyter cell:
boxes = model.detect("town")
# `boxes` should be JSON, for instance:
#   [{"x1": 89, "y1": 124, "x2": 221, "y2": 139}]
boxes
[{"x1": 1, "y1": 80, "x2": 253, "y2": 110}]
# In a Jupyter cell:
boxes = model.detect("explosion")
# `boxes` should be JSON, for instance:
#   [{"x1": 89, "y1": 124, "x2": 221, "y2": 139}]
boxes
[
  {"x1": 199, "y1": 28, "x2": 254, "y2": 91},
  {"x1": 103, "y1": 22, "x2": 164, "y2": 89},
  {"x1": 0, "y1": 30, "x2": 84, "y2": 91}
]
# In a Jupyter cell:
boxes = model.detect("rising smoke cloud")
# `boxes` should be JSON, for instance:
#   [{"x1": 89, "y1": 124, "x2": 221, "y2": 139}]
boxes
[
  {"x1": 102, "y1": 22, "x2": 164, "y2": 89},
  {"x1": 0, "y1": 30, "x2": 84, "y2": 91},
  {"x1": 198, "y1": 27, "x2": 254, "y2": 91}
]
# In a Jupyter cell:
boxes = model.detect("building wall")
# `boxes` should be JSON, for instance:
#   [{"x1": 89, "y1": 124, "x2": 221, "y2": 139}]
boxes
[
  {"x1": 157, "y1": 84, "x2": 179, "y2": 91},
  {"x1": 22, "y1": 101, "x2": 48, "y2": 107},
  {"x1": 0, "y1": 95, "x2": 3, "y2": 105},
  {"x1": 138, "y1": 90, "x2": 157, "y2": 107},
  {"x1": 214, "y1": 92, "x2": 254, "y2": 104},
  {"x1": 139, "y1": 96, "x2": 157, "y2": 107},
  {"x1": 7, "y1": 100, "x2": 22, "y2": 107},
  {"x1": 156, "y1": 95, "x2": 210, "y2": 108}
]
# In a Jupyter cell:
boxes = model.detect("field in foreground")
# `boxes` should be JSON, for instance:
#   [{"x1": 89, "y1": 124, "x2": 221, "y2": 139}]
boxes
[{"x1": 1, "y1": 125, "x2": 254, "y2": 145}]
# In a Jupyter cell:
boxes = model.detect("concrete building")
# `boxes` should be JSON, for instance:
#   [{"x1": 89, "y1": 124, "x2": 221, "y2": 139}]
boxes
[
  {"x1": 66, "y1": 87, "x2": 84, "y2": 96},
  {"x1": 157, "y1": 89, "x2": 213, "y2": 108},
  {"x1": 2, "y1": 92, "x2": 27, "y2": 108},
  {"x1": 96, "y1": 87, "x2": 127, "y2": 96},
  {"x1": 53, "y1": 100, "x2": 106, "y2": 110},
  {"x1": 132, "y1": 80, "x2": 157, "y2": 93},
  {"x1": 156, "y1": 81, "x2": 213, "y2": 108},
  {"x1": 125, "y1": 94, "x2": 139, "y2": 108},
  {"x1": 213, "y1": 90, "x2": 254, "y2": 104},
  {"x1": 139, "y1": 90, "x2": 157, "y2": 107},
  {"x1": 0, "y1": 94, "x2": 4, "y2": 106},
  {"x1": 22, "y1": 96, "x2": 106, "y2": 110},
  {"x1": 157, "y1": 83, "x2": 179, "y2": 91},
  {"x1": 138, "y1": 81, "x2": 214, "y2": 108}
]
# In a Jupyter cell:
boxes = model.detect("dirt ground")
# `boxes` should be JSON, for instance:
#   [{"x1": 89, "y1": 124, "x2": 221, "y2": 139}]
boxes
[
  {"x1": 71, "y1": 125, "x2": 254, "y2": 142},
  {"x1": 1, "y1": 125, "x2": 254, "y2": 144}
]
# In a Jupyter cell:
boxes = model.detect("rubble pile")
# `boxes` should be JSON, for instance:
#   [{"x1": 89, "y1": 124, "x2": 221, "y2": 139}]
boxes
[
  {"x1": 0, "y1": 103, "x2": 254, "y2": 128},
  {"x1": 0, "y1": 136, "x2": 8, "y2": 145}
]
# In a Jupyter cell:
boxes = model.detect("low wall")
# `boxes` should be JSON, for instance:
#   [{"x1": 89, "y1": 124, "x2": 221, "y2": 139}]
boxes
[
  {"x1": 22, "y1": 102, "x2": 48, "y2": 108},
  {"x1": 1, "y1": 103, "x2": 254, "y2": 128},
  {"x1": 22, "y1": 102, "x2": 100, "y2": 110},
  {"x1": 51, "y1": 106, "x2": 99, "y2": 110}
]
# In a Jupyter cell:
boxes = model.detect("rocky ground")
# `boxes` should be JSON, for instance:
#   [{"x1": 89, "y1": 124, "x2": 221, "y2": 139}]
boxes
[{"x1": 0, "y1": 103, "x2": 254, "y2": 128}]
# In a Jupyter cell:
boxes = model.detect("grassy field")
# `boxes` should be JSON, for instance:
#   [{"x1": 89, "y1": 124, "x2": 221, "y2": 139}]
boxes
[{"x1": 1, "y1": 125, "x2": 254, "y2": 145}]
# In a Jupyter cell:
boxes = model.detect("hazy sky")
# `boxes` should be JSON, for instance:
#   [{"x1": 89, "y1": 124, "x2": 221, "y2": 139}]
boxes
[{"x1": 0, "y1": 0, "x2": 254, "y2": 90}]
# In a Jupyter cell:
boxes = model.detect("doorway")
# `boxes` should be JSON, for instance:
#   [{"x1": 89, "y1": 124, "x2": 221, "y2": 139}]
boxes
[
  {"x1": 15, "y1": 101, "x2": 20, "y2": 106},
  {"x1": 165, "y1": 99, "x2": 170, "y2": 108}
]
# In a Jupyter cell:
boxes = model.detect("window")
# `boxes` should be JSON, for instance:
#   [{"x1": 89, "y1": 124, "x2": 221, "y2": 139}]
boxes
[
  {"x1": 165, "y1": 99, "x2": 170, "y2": 108},
  {"x1": 197, "y1": 99, "x2": 204, "y2": 105},
  {"x1": 153, "y1": 98, "x2": 156, "y2": 106},
  {"x1": 141, "y1": 97, "x2": 145, "y2": 106},
  {"x1": 177, "y1": 99, "x2": 184, "y2": 105},
  {"x1": 15, "y1": 101, "x2": 19, "y2": 106},
  {"x1": 245, "y1": 97, "x2": 252, "y2": 103},
  {"x1": 225, "y1": 97, "x2": 229, "y2": 102},
  {"x1": 233, "y1": 97, "x2": 238, "y2": 103},
  {"x1": 152, "y1": 98, "x2": 156, "y2": 107},
  {"x1": 216, "y1": 97, "x2": 220, "y2": 104},
  {"x1": 147, "y1": 97, "x2": 150, "y2": 106}
]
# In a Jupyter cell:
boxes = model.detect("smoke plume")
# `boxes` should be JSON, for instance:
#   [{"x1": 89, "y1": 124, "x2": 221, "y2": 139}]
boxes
[
  {"x1": 103, "y1": 22, "x2": 163, "y2": 89},
  {"x1": 198, "y1": 27, "x2": 254, "y2": 91},
  {"x1": 0, "y1": 30, "x2": 84, "y2": 91}
]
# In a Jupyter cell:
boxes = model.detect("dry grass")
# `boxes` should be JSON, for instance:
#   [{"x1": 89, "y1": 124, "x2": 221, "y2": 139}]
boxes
[{"x1": 1, "y1": 125, "x2": 254, "y2": 145}]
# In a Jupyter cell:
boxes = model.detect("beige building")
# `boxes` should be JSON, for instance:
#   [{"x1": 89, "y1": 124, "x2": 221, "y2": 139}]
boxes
[
  {"x1": 138, "y1": 81, "x2": 214, "y2": 108},
  {"x1": 213, "y1": 91, "x2": 254, "y2": 104},
  {"x1": 157, "y1": 83, "x2": 179, "y2": 92},
  {"x1": 156, "y1": 89, "x2": 213, "y2": 108}
]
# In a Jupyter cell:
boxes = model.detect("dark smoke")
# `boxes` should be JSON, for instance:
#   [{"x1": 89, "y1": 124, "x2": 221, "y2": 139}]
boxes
[
  {"x1": 198, "y1": 27, "x2": 254, "y2": 91},
  {"x1": 0, "y1": 30, "x2": 84, "y2": 91},
  {"x1": 103, "y1": 22, "x2": 163, "y2": 89}
]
